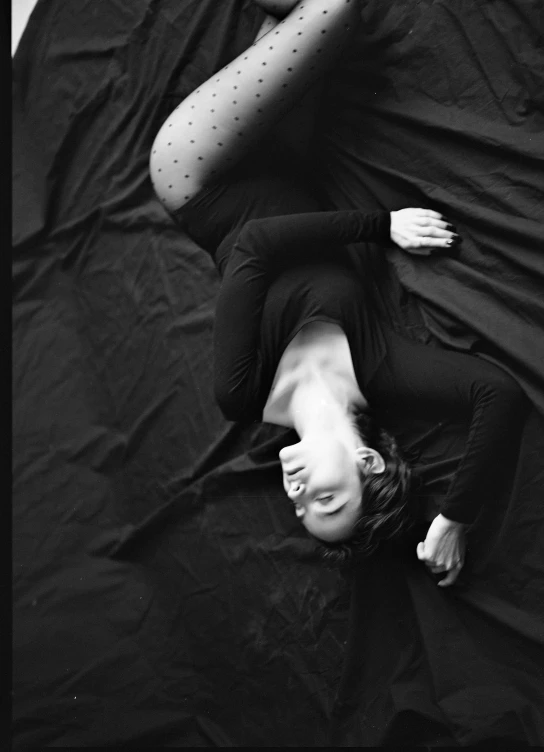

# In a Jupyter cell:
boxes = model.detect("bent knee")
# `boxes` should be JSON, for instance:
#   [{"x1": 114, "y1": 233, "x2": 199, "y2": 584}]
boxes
[{"x1": 149, "y1": 126, "x2": 205, "y2": 211}]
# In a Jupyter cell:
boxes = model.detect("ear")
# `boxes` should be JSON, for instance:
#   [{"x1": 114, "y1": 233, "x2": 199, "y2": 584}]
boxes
[{"x1": 355, "y1": 447, "x2": 386, "y2": 475}]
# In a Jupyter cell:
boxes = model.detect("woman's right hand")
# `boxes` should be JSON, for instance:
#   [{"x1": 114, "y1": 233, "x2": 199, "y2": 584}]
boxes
[
  {"x1": 417, "y1": 513, "x2": 466, "y2": 587},
  {"x1": 390, "y1": 208, "x2": 461, "y2": 255}
]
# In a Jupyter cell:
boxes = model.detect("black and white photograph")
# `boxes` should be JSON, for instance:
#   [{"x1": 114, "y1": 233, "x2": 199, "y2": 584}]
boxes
[{"x1": 12, "y1": 0, "x2": 544, "y2": 747}]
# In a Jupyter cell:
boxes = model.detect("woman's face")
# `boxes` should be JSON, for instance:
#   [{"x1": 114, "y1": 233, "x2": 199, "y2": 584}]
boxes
[{"x1": 279, "y1": 436, "x2": 381, "y2": 543}]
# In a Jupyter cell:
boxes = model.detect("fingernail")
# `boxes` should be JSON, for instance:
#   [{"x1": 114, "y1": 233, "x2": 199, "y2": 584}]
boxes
[{"x1": 446, "y1": 224, "x2": 457, "y2": 232}]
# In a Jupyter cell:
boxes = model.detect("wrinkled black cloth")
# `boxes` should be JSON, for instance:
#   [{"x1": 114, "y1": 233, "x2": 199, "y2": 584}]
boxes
[{"x1": 12, "y1": 0, "x2": 544, "y2": 748}]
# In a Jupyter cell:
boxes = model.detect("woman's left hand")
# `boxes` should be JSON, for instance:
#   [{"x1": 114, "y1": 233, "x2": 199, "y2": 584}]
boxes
[
  {"x1": 390, "y1": 208, "x2": 460, "y2": 255},
  {"x1": 417, "y1": 513, "x2": 466, "y2": 587}
]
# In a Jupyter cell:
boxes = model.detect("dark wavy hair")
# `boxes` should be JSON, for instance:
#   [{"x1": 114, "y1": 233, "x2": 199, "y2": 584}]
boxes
[{"x1": 317, "y1": 409, "x2": 413, "y2": 569}]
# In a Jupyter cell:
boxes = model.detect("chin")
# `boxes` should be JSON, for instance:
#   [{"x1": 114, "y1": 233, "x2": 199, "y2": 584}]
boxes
[{"x1": 305, "y1": 524, "x2": 354, "y2": 545}]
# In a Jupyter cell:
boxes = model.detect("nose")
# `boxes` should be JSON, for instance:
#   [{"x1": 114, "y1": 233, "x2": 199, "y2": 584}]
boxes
[
  {"x1": 286, "y1": 481, "x2": 306, "y2": 518},
  {"x1": 287, "y1": 480, "x2": 305, "y2": 500}
]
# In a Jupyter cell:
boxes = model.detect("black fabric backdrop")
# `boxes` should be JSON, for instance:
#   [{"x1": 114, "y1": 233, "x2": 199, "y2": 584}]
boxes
[{"x1": 12, "y1": 0, "x2": 544, "y2": 747}]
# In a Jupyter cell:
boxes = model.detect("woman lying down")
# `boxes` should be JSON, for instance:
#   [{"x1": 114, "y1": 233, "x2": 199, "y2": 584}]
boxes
[{"x1": 150, "y1": 0, "x2": 526, "y2": 585}]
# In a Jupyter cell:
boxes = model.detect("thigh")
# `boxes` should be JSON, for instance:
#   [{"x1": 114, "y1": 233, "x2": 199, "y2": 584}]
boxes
[{"x1": 150, "y1": 0, "x2": 360, "y2": 212}]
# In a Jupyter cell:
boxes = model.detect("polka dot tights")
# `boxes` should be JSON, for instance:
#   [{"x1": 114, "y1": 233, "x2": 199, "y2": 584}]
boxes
[{"x1": 150, "y1": 0, "x2": 360, "y2": 212}]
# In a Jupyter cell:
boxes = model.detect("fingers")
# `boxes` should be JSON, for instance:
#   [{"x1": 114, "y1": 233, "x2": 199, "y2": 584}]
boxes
[
  {"x1": 389, "y1": 208, "x2": 462, "y2": 255},
  {"x1": 437, "y1": 564, "x2": 463, "y2": 587},
  {"x1": 417, "y1": 540, "x2": 464, "y2": 585},
  {"x1": 417, "y1": 540, "x2": 450, "y2": 568},
  {"x1": 411, "y1": 225, "x2": 453, "y2": 238},
  {"x1": 417, "y1": 563, "x2": 463, "y2": 589},
  {"x1": 410, "y1": 236, "x2": 458, "y2": 249},
  {"x1": 410, "y1": 224, "x2": 461, "y2": 244},
  {"x1": 404, "y1": 211, "x2": 461, "y2": 243},
  {"x1": 416, "y1": 515, "x2": 466, "y2": 587},
  {"x1": 410, "y1": 218, "x2": 450, "y2": 230},
  {"x1": 408, "y1": 209, "x2": 444, "y2": 220},
  {"x1": 420, "y1": 554, "x2": 464, "y2": 571}
]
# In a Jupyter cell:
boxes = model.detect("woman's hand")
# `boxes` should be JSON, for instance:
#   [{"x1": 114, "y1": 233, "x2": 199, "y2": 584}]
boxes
[
  {"x1": 417, "y1": 513, "x2": 466, "y2": 587},
  {"x1": 390, "y1": 209, "x2": 460, "y2": 255}
]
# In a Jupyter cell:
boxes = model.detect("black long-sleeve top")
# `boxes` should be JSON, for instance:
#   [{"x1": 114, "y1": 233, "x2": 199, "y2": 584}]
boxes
[{"x1": 213, "y1": 210, "x2": 525, "y2": 525}]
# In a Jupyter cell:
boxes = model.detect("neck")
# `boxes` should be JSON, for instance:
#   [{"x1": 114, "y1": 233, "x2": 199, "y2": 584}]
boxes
[{"x1": 288, "y1": 373, "x2": 358, "y2": 444}]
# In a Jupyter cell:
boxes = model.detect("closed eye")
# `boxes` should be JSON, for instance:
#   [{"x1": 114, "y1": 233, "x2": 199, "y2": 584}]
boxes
[
  {"x1": 315, "y1": 498, "x2": 347, "y2": 517},
  {"x1": 316, "y1": 497, "x2": 350, "y2": 517}
]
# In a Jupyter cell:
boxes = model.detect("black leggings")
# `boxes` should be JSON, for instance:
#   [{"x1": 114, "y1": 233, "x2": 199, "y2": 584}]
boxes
[{"x1": 150, "y1": 0, "x2": 361, "y2": 212}]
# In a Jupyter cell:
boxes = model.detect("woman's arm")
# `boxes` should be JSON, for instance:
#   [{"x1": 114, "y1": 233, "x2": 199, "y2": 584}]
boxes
[
  {"x1": 370, "y1": 335, "x2": 527, "y2": 585},
  {"x1": 375, "y1": 337, "x2": 527, "y2": 525},
  {"x1": 213, "y1": 207, "x2": 458, "y2": 419},
  {"x1": 233, "y1": 209, "x2": 391, "y2": 262},
  {"x1": 225, "y1": 208, "x2": 457, "y2": 266},
  {"x1": 213, "y1": 209, "x2": 392, "y2": 420},
  {"x1": 418, "y1": 367, "x2": 525, "y2": 586}
]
